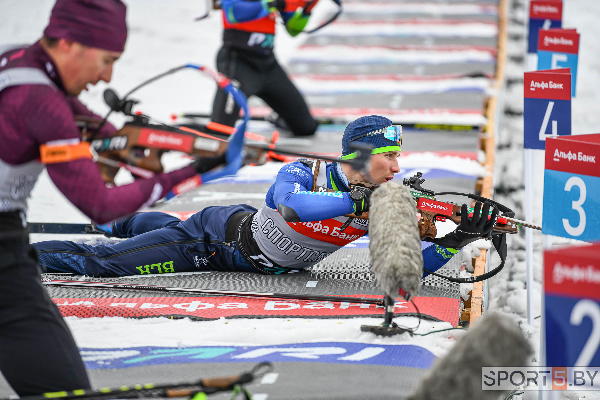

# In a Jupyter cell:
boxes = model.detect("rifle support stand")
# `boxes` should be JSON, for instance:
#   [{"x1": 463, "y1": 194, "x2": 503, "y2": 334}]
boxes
[{"x1": 360, "y1": 295, "x2": 413, "y2": 337}]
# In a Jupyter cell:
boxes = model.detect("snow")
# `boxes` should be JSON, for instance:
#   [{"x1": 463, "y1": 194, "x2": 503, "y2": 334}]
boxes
[{"x1": 2, "y1": 0, "x2": 600, "y2": 398}]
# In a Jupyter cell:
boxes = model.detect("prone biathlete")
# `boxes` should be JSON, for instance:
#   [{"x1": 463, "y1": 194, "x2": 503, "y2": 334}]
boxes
[
  {"x1": 211, "y1": 0, "x2": 319, "y2": 137},
  {"x1": 34, "y1": 116, "x2": 498, "y2": 278}
]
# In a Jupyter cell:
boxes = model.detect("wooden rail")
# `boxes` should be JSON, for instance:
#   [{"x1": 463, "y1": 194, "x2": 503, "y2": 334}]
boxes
[{"x1": 467, "y1": 0, "x2": 509, "y2": 324}]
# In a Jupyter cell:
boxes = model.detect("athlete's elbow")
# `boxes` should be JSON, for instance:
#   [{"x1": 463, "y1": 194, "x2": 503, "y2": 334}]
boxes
[{"x1": 278, "y1": 204, "x2": 301, "y2": 222}]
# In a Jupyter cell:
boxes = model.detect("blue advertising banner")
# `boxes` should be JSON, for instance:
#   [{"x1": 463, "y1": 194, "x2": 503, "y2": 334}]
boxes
[{"x1": 79, "y1": 342, "x2": 437, "y2": 370}]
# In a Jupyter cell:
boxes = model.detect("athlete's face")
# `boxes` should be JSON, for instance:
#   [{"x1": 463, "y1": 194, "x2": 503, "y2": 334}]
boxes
[
  {"x1": 60, "y1": 41, "x2": 121, "y2": 96},
  {"x1": 367, "y1": 151, "x2": 401, "y2": 185}
]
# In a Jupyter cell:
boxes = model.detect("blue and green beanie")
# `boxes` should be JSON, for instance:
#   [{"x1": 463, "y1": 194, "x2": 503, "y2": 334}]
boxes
[{"x1": 341, "y1": 115, "x2": 402, "y2": 159}]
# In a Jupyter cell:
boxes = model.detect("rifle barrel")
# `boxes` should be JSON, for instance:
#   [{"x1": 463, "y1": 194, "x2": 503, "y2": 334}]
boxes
[{"x1": 506, "y1": 217, "x2": 541, "y2": 231}]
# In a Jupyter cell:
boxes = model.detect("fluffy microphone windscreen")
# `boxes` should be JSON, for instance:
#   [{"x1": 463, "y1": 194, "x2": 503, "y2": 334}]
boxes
[
  {"x1": 369, "y1": 181, "x2": 423, "y2": 299},
  {"x1": 406, "y1": 312, "x2": 532, "y2": 400}
]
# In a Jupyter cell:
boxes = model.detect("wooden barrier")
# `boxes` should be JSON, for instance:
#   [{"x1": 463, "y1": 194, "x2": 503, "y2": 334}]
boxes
[{"x1": 468, "y1": 0, "x2": 508, "y2": 324}]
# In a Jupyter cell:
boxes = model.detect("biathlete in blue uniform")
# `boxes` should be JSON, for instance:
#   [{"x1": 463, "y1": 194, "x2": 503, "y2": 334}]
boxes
[
  {"x1": 211, "y1": 0, "x2": 319, "y2": 137},
  {"x1": 35, "y1": 115, "x2": 497, "y2": 278}
]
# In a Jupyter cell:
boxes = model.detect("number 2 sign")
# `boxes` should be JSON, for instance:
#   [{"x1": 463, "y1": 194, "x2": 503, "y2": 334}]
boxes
[
  {"x1": 544, "y1": 243, "x2": 600, "y2": 367},
  {"x1": 524, "y1": 68, "x2": 571, "y2": 150},
  {"x1": 543, "y1": 134, "x2": 600, "y2": 241}
]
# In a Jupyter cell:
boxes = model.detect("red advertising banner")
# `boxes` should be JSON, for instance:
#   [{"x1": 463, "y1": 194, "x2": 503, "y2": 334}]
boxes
[
  {"x1": 53, "y1": 295, "x2": 460, "y2": 326},
  {"x1": 138, "y1": 127, "x2": 195, "y2": 152},
  {"x1": 545, "y1": 242, "x2": 600, "y2": 301},
  {"x1": 544, "y1": 134, "x2": 600, "y2": 175},
  {"x1": 530, "y1": 0, "x2": 563, "y2": 20},
  {"x1": 538, "y1": 29, "x2": 580, "y2": 54},
  {"x1": 524, "y1": 68, "x2": 571, "y2": 100}
]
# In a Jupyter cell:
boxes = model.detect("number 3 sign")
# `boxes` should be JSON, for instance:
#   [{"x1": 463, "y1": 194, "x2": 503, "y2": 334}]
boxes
[
  {"x1": 524, "y1": 68, "x2": 571, "y2": 150},
  {"x1": 543, "y1": 134, "x2": 600, "y2": 241}
]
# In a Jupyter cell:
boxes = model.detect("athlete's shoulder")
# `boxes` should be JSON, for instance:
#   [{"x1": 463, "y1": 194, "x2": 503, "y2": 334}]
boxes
[{"x1": 278, "y1": 160, "x2": 313, "y2": 177}]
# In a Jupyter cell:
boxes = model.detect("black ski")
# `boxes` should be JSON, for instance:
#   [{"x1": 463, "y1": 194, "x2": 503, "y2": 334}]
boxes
[
  {"x1": 179, "y1": 112, "x2": 481, "y2": 132},
  {"x1": 28, "y1": 222, "x2": 99, "y2": 234},
  {"x1": 8, "y1": 362, "x2": 271, "y2": 400},
  {"x1": 42, "y1": 278, "x2": 385, "y2": 306}
]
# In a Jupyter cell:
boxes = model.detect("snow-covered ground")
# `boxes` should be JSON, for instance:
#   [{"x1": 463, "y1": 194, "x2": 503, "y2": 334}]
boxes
[{"x1": 2, "y1": 0, "x2": 600, "y2": 398}]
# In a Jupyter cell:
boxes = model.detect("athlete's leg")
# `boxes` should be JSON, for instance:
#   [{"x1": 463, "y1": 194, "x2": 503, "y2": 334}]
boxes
[
  {"x1": 183, "y1": 204, "x2": 258, "y2": 272},
  {"x1": 211, "y1": 47, "x2": 262, "y2": 127},
  {"x1": 35, "y1": 221, "x2": 206, "y2": 277},
  {"x1": 111, "y1": 212, "x2": 181, "y2": 238},
  {"x1": 0, "y1": 237, "x2": 90, "y2": 395},
  {"x1": 259, "y1": 59, "x2": 318, "y2": 137},
  {"x1": 35, "y1": 207, "x2": 250, "y2": 277}
]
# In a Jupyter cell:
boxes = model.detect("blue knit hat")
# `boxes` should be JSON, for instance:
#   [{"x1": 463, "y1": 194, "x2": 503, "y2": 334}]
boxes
[{"x1": 341, "y1": 115, "x2": 402, "y2": 159}]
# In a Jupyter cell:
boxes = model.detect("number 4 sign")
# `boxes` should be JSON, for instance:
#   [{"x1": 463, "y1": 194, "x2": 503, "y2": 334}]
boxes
[
  {"x1": 544, "y1": 242, "x2": 600, "y2": 367},
  {"x1": 524, "y1": 68, "x2": 571, "y2": 150},
  {"x1": 543, "y1": 134, "x2": 600, "y2": 241}
]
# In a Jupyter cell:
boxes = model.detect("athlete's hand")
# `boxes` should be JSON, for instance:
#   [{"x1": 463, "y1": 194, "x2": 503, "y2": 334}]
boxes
[
  {"x1": 349, "y1": 186, "x2": 372, "y2": 216},
  {"x1": 286, "y1": 8, "x2": 310, "y2": 36},
  {"x1": 425, "y1": 201, "x2": 499, "y2": 249},
  {"x1": 192, "y1": 153, "x2": 227, "y2": 174},
  {"x1": 265, "y1": 0, "x2": 286, "y2": 12}
]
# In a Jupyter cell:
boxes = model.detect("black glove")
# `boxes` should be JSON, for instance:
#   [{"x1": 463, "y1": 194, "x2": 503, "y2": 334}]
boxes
[
  {"x1": 349, "y1": 186, "x2": 372, "y2": 216},
  {"x1": 425, "y1": 201, "x2": 499, "y2": 249},
  {"x1": 192, "y1": 153, "x2": 227, "y2": 174},
  {"x1": 267, "y1": 0, "x2": 286, "y2": 12}
]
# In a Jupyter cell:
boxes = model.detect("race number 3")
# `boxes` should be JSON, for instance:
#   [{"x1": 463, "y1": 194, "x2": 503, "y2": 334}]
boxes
[{"x1": 562, "y1": 176, "x2": 586, "y2": 237}]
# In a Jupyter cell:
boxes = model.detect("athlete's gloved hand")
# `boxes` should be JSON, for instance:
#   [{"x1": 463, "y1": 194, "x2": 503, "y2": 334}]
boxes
[
  {"x1": 286, "y1": 8, "x2": 310, "y2": 36},
  {"x1": 264, "y1": 0, "x2": 286, "y2": 12},
  {"x1": 349, "y1": 186, "x2": 372, "y2": 216},
  {"x1": 192, "y1": 153, "x2": 227, "y2": 174},
  {"x1": 424, "y1": 201, "x2": 499, "y2": 249}
]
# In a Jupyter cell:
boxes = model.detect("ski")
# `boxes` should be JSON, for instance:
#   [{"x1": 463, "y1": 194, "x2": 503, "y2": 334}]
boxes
[
  {"x1": 42, "y1": 278, "x2": 385, "y2": 306},
  {"x1": 7, "y1": 362, "x2": 271, "y2": 400},
  {"x1": 179, "y1": 112, "x2": 481, "y2": 132},
  {"x1": 28, "y1": 222, "x2": 99, "y2": 234}
]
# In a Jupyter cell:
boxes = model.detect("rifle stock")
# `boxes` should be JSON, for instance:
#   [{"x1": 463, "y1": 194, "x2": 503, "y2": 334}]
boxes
[{"x1": 78, "y1": 117, "x2": 268, "y2": 184}]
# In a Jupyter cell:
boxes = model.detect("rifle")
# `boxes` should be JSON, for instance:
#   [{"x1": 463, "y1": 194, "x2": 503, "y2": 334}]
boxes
[
  {"x1": 342, "y1": 173, "x2": 539, "y2": 240},
  {"x1": 340, "y1": 173, "x2": 540, "y2": 284},
  {"x1": 400, "y1": 172, "x2": 540, "y2": 237},
  {"x1": 80, "y1": 116, "x2": 271, "y2": 184}
]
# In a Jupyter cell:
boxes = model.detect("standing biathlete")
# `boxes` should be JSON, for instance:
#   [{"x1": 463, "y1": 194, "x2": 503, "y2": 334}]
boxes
[
  {"x1": 34, "y1": 116, "x2": 490, "y2": 278},
  {"x1": 211, "y1": 0, "x2": 319, "y2": 137},
  {"x1": 0, "y1": 0, "x2": 238, "y2": 395}
]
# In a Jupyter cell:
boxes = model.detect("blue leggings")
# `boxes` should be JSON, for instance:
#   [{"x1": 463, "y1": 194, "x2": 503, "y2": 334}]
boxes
[{"x1": 34, "y1": 204, "x2": 258, "y2": 277}]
